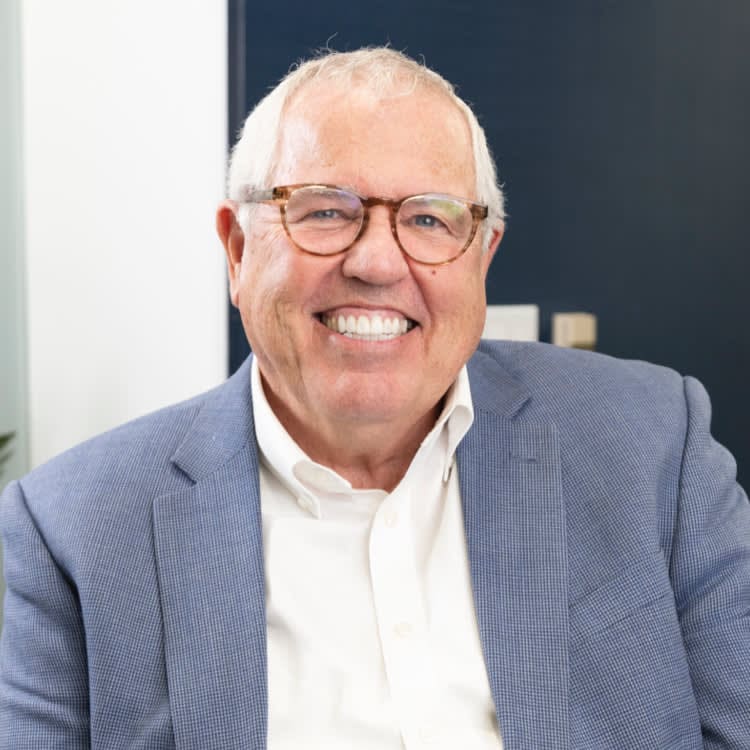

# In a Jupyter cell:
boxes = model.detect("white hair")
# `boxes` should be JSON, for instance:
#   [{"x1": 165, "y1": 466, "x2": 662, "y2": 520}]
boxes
[{"x1": 227, "y1": 47, "x2": 505, "y2": 250}]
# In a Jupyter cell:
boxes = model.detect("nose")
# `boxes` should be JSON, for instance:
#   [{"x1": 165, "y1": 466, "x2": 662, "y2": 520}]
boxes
[{"x1": 340, "y1": 205, "x2": 410, "y2": 285}]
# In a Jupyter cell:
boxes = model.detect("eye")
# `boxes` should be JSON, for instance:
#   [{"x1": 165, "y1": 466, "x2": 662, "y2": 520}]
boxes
[
  {"x1": 403, "y1": 212, "x2": 451, "y2": 234},
  {"x1": 307, "y1": 208, "x2": 344, "y2": 220},
  {"x1": 412, "y1": 213, "x2": 447, "y2": 229},
  {"x1": 285, "y1": 187, "x2": 363, "y2": 226}
]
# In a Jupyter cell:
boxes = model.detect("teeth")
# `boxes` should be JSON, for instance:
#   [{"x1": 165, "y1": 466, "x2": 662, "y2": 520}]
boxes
[{"x1": 321, "y1": 313, "x2": 415, "y2": 340}]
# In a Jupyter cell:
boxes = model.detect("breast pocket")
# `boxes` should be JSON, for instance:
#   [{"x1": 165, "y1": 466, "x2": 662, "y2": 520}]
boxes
[
  {"x1": 569, "y1": 550, "x2": 673, "y2": 645},
  {"x1": 568, "y1": 550, "x2": 702, "y2": 748}
]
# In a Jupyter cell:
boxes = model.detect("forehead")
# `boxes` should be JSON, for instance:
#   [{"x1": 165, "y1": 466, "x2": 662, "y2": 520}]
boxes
[{"x1": 272, "y1": 81, "x2": 475, "y2": 197}]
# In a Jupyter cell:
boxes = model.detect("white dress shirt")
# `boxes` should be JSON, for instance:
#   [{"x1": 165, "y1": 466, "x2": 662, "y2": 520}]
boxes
[{"x1": 251, "y1": 359, "x2": 503, "y2": 749}]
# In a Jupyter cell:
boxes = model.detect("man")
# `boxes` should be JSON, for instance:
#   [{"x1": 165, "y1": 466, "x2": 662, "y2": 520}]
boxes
[{"x1": 1, "y1": 48, "x2": 749, "y2": 749}]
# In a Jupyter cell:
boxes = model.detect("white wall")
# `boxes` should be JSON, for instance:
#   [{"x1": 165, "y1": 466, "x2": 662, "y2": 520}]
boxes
[{"x1": 21, "y1": 1, "x2": 229, "y2": 467}]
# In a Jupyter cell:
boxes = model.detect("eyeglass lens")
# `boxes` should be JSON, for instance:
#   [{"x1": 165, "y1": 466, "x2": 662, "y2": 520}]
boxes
[{"x1": 283, "y1": 186, "x2": 475, "y2": 263}]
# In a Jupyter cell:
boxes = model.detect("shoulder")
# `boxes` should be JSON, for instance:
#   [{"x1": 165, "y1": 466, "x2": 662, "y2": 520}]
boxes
[
  {"x1": 472, "y1": 339, "x2": 687, "y2": 421},
  {"x1": 19, "y1": 387, "x2": 211, "y2": 502},
  {"x1": 475, "y1": 339, "x2": 683, "y2": 390},
  {"x1": 469, "y1": 340, "x2": 693, "y2": 488},
  {"x1": 18, "y1": 356, "x2": 256, "y2": 500},
  {"x1": 3, "y1": 361, "x2": 254, "y2": 566}
]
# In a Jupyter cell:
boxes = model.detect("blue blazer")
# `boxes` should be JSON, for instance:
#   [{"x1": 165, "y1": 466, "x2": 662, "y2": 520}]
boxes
[{"x1": 2, "y1": 342, "x2": 749, "y2": 749}]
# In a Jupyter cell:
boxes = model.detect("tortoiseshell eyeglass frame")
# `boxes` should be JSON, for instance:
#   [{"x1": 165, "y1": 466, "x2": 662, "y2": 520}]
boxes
[{"x1": 241, "y1": 183, "x2": 489, "y2": 266}]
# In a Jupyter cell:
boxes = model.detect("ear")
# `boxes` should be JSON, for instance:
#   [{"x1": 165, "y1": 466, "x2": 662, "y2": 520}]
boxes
[
  {"x1": 216, "y1": 200, "x2": 246, "y2": 307},
  {"x1": 480, "y1": 222, "x2": 504, "y2": 279}
]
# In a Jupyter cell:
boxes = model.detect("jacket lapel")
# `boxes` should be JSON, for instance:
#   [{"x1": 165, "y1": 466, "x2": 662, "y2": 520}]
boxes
[
  {"x1": 152, "y1": 358, "x2": 268, "y2": 750},
  {"x1": 461, "y1": 348, "x2": 570, "y2": 749}
]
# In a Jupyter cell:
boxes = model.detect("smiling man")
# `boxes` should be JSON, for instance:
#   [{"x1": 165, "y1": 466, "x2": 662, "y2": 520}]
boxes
[
  {"x1": 2, "y1": 48, "x2": 749, "y2": 750},
  {"x1": 217, "y1": 70, "x2": 500, "y2": 492}
]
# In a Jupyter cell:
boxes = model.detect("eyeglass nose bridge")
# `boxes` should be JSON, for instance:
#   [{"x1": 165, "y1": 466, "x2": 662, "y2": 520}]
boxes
[{"x1": 352, "y1": 195, "x2": 407, "y2": 253}]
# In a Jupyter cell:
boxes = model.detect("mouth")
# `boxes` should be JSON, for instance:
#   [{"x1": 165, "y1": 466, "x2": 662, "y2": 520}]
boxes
[{"x1": 317, "y1": 309, "x2": 417, "y2": 341}]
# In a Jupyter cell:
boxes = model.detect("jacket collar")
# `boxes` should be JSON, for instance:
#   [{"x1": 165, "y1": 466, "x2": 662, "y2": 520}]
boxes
[{"x1": 170, "y1": 356, "x2": 256, "y2": 482}]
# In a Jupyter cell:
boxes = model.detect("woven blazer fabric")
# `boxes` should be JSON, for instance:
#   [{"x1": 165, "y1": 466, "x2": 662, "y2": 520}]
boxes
[{"x1": 1, "y1": 342, "x2": 749, "y2": 749}]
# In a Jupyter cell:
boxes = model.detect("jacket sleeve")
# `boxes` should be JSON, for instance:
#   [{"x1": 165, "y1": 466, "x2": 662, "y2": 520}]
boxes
[
  {"x1": 670, "y1": 376, "x2": 750, "y2": 748},
  {"x1": 0, "y1": 479, "x2": 90, "y2": 749}
]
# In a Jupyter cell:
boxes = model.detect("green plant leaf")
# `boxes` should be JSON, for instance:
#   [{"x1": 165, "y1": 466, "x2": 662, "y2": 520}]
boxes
[{"x1": 0, "y1": 432, "x2": 16, "y2": 475}]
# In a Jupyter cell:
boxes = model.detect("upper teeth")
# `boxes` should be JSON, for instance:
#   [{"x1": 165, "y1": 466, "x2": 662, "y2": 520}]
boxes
[{"x1": 322, "y1": 313, "x2": 413, "y2": 340}]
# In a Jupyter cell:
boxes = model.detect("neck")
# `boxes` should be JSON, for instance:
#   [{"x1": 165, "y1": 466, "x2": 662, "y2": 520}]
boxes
[{"x1": 264, "y1": 384, "x2": 441, "y2": 492}]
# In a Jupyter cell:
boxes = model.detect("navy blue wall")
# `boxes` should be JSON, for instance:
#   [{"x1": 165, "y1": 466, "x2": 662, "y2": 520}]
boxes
[{"x1": 227, "y1": 1, "x2": 749, "y2": 484}]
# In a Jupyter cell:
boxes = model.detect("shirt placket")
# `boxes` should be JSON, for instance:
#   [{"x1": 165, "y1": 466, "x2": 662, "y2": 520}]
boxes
[{"x1": 369, "y1": 484, "x2": 441, "y2": 748}]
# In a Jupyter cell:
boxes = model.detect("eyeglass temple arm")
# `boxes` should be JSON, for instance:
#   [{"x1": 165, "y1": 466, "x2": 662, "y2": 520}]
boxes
[{"x1": 243, "y1": 188, "x2": 281, "y2": 204}]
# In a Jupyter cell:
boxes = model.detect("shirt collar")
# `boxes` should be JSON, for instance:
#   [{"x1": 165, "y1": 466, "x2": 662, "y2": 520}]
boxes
[
  {"x1": 250, "y1": 357, "x2": 474, "y2": 517},
  {"x1": 418, "y1": 365, "x2": 474, "y2": 482}
]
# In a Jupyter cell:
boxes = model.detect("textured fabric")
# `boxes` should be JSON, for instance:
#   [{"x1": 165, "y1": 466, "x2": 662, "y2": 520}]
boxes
[
  {"x1": 1, "y1": 341, "x2": 749, "y2": 749},
  {"x1": 252, "y1": 359, "x2": 502, "y2": 748}
]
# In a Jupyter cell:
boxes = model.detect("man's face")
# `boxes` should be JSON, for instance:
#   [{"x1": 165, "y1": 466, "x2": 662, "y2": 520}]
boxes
[{"x1": 219, "y1": 83, "x2": 501, "y2": 442}]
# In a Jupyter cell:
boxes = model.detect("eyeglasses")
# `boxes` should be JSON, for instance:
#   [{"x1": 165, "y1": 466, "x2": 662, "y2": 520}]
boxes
[{"x1": 242, "y1": 184, "x2": 488, "y2": 266}]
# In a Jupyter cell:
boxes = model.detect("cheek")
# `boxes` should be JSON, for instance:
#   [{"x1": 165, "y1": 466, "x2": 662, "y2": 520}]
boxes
[
  {"x1": 238, "y1": 244, "x2": 326, "y2": 351},
  {"x1": 237, "y1": 229, "x2": 294, "y2": 306},
  {"x1": 236, "y1": 250, "x2": 291, "y2": 341},
  {"x1": 421, "y1": 264, "x2": 488, "y2": 330}
]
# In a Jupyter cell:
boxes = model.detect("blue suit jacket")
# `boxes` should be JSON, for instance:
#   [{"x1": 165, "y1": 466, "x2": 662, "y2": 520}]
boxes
[{"x1": 2, "y1": 342, "x2": 749, "y2": 749}]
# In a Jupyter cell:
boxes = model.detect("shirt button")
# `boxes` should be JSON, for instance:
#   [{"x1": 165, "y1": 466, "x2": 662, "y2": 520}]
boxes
[
  {"x1": 384, "y1": 510, "x2": 398, "y2": 528},
  {"x1": 418, "y1": 727, "x2": 437, "y2": 744},
  {"x1": 393, "y1": 621, "x2": 413, "y2": 638}
]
